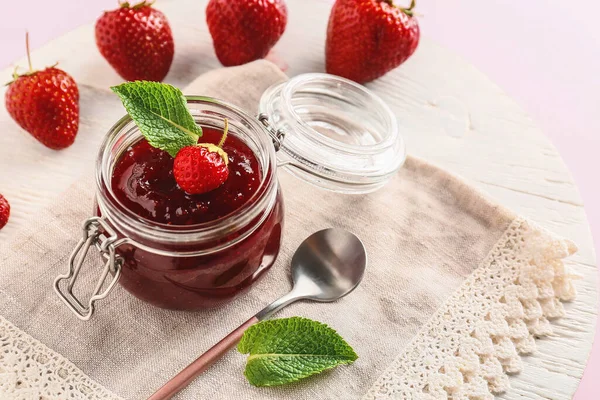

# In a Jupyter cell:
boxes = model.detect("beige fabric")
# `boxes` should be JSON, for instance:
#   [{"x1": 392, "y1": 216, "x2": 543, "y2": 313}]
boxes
[{"x1": 0, "y1": 61, "x2": 574, "y2": 400}]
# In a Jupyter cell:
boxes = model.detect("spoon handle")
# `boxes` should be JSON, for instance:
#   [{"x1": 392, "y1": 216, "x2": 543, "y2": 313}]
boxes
[{"x1": 147, "y1": 316, "x2": 259, "y2": 400}]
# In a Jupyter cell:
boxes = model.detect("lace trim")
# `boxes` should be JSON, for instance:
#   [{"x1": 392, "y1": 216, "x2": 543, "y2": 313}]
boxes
[
  {"x1": 0, "y1": 316, "x2": 121, "y2": 399},
  {"x1": 364, "y1": 216, "x2": 578, "y2": 399}
]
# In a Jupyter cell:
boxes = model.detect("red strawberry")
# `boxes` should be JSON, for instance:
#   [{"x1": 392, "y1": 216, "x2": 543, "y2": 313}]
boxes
[
  {"x1": 173, "y1": 121, "x2": 230, "y2": 195},
  {"x1": 206, "y1": 0, "x2": 288, "y2": 66},
  {"x1": 326, "y1": 0, "x2": 420, "y2": 83},
  {"x1": 0, "y1": 194, "x2": 9, "y2": 230},
  {"x1": 5, "y1": 34, "x2": 79, "y2": 150},
  {"x1": 95, "y1": 1, "x2": 174, "y2": 81}
]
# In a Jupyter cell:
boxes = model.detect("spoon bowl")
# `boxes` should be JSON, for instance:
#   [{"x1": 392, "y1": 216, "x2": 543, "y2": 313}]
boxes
[{"x1": 291, "y1": 228, "x2": 367, "y2": 301}]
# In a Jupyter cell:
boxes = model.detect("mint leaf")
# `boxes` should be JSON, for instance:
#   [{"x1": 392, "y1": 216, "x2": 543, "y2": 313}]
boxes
[
  {"x1": 111, "y1": 81, "x2": 202, "y2": 157},
  {"x1": 238, "y1": 317, "x2": 358, "y2": 387}
]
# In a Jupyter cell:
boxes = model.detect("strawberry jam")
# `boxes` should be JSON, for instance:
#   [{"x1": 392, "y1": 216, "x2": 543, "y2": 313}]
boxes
[
  {"x1": 105, "y1": 127, "x2": 284, "y2": 310},
  {"x1": 112, "y1": 128, "x2": 261, "y2": 225}
]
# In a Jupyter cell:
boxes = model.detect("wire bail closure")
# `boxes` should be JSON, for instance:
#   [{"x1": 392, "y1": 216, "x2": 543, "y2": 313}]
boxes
[
  {"x1": 258, "y1": 113, "x2": 285, "y2": 151},
  {"x1": 53, "y1": 216, "x2": 123, "y2": 321}
]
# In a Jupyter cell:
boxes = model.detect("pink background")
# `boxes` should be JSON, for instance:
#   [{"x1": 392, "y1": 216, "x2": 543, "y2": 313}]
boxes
[{"x1": 0, "y1": 0, "x2": 598, "y2": 397}]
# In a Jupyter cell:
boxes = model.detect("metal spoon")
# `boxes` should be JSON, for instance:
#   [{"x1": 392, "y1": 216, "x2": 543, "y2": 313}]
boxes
[{"x1": 148, "y1": 228, "x2": 367, "y2": 400}]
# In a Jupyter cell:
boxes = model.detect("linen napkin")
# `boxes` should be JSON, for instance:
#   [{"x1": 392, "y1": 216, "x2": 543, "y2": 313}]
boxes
[{"x1": 0, "y1": 60, "x2": 577, "y2": 400}]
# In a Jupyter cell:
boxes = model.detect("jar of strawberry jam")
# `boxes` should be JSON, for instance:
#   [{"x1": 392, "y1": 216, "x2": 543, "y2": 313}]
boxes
[{"x1": 54, "y1": 74, "x2": 405, "y2": 320}]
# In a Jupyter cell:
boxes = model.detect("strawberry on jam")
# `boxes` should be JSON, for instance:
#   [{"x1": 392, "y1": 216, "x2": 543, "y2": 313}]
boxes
[{"x1": 111, "y1": 127, "x2": 261, "y2": 225}]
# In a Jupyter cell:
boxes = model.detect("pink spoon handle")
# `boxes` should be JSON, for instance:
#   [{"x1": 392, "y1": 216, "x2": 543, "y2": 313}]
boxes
[{"x1": 147, "y1": 316, "x2": 259, "y2": 400}]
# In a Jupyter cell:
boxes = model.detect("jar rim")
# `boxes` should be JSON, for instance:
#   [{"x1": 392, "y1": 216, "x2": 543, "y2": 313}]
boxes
[{"x1": 95, "y1": 96, "x2": 278, "y2": 249}]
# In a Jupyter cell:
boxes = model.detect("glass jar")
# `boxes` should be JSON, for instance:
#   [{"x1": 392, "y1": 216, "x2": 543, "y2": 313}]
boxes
[{"x1": 54, "y1": 74, "x2": 405, "y2": 320}]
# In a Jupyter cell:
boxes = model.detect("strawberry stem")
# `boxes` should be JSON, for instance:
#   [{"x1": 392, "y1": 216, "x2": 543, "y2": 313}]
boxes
[
  {"x1": 5, "y1": 33, "x2": 51, "y2": 85},
  {"x1": 218, "y1": 119, "x2": 229, "y2": 148},
  {"x1": 120, "y1": 0, "x2": 155, "y2": 8},
  {"x1": 25, "y1": 32, "x2": 33, "y2": 73},
  {"x1": 400, "y1": 0, "x2": 416, "y2": 16},
  {"x1": 383, "y1": 0, "x2": 416, "y2": 17}
]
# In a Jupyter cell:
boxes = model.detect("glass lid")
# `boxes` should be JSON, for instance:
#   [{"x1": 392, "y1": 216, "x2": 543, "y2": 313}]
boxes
[{"x1": 259, "y1": 73, "x2": 405, "y2": 194}]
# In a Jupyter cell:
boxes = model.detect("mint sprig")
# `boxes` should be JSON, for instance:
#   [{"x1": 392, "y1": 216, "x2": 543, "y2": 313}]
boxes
[
  {"x1": 111, "y1": 81, "x2": 202, "y2": 157},
  {"x1": 238, "y1": 317, "x2": 358, "y2": 387}
]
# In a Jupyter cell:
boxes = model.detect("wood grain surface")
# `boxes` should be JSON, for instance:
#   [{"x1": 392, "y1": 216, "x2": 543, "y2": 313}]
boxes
[{"x1": 0, "y1": 0, "x2": 596, "y2": 398}]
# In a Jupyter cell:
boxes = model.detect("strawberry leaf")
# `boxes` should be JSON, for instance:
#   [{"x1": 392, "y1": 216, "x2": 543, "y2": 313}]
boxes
[
  {"x1": 111, "y1": 81, "x2": 202, "y2": 157},
  {"x1": 237, "y1": 317, "x2": 358, "y2": 387}
]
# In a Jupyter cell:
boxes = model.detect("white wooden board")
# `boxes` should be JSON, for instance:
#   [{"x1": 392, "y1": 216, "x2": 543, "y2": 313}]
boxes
[{"x1": 0, "y1": 0, "x2": 596, "y2": 398}]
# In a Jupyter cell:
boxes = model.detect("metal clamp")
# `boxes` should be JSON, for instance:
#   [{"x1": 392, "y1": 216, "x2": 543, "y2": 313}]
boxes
[
  {"x1": 258, "y1": 113, "x2": 286, "y2": 151},
  {"x1": 53, "y1": 217, "x2": 123, "y2": 321}
]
